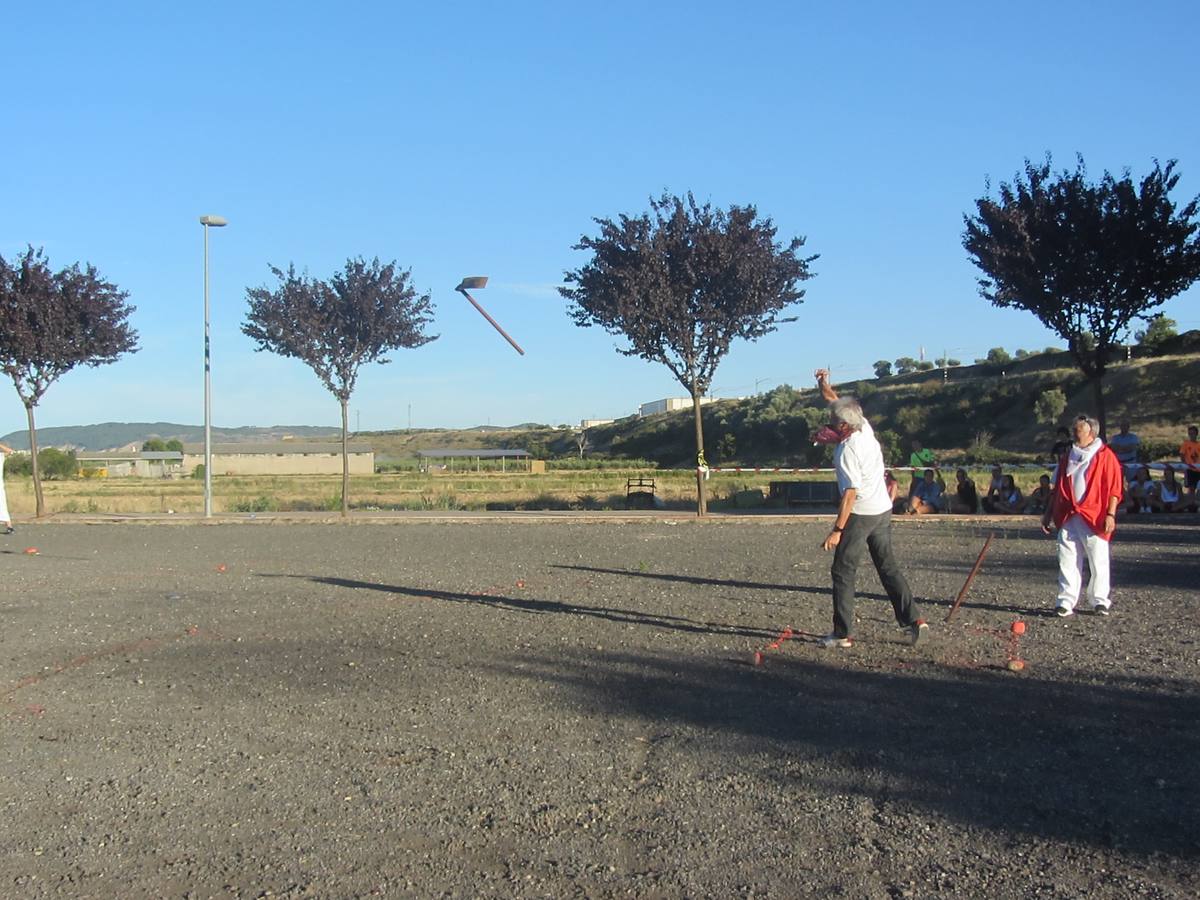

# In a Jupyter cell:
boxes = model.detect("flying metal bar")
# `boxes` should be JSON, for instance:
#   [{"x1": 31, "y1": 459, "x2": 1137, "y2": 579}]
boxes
[{"x1": 454, "y1": 277, "x2": 525, "y2": 356}]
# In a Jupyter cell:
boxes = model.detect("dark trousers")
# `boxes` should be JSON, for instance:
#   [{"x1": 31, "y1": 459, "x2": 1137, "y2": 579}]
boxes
[{"x1": 831, "y1": 510, "x2": 918, "y2": 638}]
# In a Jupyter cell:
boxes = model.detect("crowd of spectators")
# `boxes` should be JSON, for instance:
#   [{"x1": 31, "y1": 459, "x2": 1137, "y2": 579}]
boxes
[{"x1": 888, "y1": 423, "x2": 1199, "y2": 516}]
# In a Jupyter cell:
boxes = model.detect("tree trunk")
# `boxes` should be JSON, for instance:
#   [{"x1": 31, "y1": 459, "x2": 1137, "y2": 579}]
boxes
[
  {"x1": 692, "y1": 387, "x2": 707, "y2": 517},
  {"x1": 340, "y1": 397, "x2": 350, "y2": 517},
  {"x1": 26, "y1": 403, "x2": 44, "y2": 517},
  {"x1": 1091, "y1": 373, "x2": 1107, "y2": 440}
]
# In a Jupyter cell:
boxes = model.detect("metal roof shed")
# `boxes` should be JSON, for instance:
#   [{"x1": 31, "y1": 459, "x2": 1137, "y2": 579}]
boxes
[{"x1": 416, "y1": 448, "x2": 531, "y2": 473}]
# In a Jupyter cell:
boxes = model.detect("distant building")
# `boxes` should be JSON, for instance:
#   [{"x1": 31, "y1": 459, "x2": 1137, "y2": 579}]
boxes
[
  {"x1": 580, "y1": 419, "x2": 615, "y2": 429},
  {"x1": 638, "y1": 397, "x2": 716, "y2": 417},
  {"x1": 75, "y1": 451, "x2": 185, "y2": 478},
  {"x1": 181, "y1": 442, "x2": 374, "y2": 476}
]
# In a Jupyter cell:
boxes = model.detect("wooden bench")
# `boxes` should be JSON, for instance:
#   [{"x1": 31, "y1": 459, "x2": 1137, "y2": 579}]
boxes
[{"x1": 626, "y1": 477, "x2": 657, "y2": 509}]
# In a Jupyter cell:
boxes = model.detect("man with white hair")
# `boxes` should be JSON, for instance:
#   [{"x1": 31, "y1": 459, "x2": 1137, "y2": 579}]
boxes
[
  {"x1": 1041, "y1": 413, "x2": 1124, "y2": 616},
  {"x1": 815, "y1": 370, "x2": 926, "y2": 648}
]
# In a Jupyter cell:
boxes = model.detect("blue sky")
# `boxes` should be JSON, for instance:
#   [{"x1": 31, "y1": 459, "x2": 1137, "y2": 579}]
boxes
[{"x1": 3, "y1": 1, "x2": 1198, "y2": 436}]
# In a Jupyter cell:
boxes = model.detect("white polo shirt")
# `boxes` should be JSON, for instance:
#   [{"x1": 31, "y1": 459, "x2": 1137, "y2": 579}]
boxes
[{"x1": 833, "y1": 420, "x2": 893, "y2": 516}]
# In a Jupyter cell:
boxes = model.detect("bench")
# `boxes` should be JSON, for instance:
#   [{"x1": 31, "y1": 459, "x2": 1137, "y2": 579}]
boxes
[
  {"x1": 769, "y1": 480, "x2": 840, "y2": 506},
  {"x1": 626, "y1": 477, "x2": 657, "y2": 510}
]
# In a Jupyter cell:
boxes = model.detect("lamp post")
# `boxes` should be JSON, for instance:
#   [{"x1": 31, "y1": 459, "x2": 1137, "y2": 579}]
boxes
[{"x1": 199, "y1": 215, "x2": 227, "y2": 517}]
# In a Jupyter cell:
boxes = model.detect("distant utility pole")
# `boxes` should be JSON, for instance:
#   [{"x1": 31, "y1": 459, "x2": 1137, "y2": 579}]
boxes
[
  {"x1": 407, "y1": 403, "x2": 412, "y2": 432},
  {"x1": 356, "y1": 409, "x2": 360, "y2": 433}
]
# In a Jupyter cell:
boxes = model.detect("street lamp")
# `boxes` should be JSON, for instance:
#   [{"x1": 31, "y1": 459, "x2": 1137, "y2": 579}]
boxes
[{"x1": 199, "y1": 215, "x2": 227, "y2": 517}]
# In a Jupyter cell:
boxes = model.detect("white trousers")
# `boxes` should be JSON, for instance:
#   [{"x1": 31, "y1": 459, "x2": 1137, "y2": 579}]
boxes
[{"x1": 1056, "y1": 514, "x2": 1111, "y2": 611}]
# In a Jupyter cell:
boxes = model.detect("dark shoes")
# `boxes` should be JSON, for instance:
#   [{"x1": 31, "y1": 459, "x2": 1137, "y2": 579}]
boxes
[
  {"x1": 1054, "y1": 605, "x2": 1074, "y2": 618},
  {"x1": 1, "y1": 525, "x2": 12, "y2": 535}
]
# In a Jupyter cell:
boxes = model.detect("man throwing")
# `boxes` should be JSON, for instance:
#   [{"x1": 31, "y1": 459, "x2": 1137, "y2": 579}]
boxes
[
  {"x1": 1041, "y1": 414, "x2": 1124, "y2": 616},
  {"x1": 815, "y1": 370, "x2": 926, "y2": 648}
]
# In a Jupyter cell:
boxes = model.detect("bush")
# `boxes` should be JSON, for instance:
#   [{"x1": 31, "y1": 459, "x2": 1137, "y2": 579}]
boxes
[{"x1": 5, "y1": 448, "x2": 78, "y2": 479}]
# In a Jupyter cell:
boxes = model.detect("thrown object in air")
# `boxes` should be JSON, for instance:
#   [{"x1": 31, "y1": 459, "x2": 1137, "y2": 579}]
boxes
[{"x1": 455, "y1": 276, "x2": 525, "y2": 356}]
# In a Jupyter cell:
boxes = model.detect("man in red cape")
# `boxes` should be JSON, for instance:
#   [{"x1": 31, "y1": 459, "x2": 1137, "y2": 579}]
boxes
[{"x1": 1041, "y1": 414, "x2": 1124, "y2": 616}]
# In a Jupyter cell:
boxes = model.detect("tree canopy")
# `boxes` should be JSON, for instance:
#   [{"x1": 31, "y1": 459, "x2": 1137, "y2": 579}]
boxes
[
  {"x1": 242, "y1": 256, "x2": 435, "y2": 514},
  {"x1": 561, "y1": 192, "x2": 816, "y2": 514},
  {"x1": 0, "y1": 246, "x2": 137, "y2": 515},
  {"x1": 963, "y1": 156, "x2": 1200, "y2": 433}
]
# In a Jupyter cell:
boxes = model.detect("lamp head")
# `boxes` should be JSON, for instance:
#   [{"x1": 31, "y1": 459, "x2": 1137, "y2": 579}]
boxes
[
  {"x1": 199, "y1": 215, "x2": 228, "y2": 227},
  {"x1": 455, "y1": 276, "x2": 488, "y2": 291}
]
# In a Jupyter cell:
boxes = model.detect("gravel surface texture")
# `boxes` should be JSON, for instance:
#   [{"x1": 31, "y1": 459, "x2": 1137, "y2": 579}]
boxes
[{"x1": 1, "y1": 517, "x2": 1197, "y2": 898}]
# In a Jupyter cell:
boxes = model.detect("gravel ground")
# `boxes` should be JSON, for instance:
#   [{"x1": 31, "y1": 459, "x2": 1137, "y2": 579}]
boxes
[{"x1": 1, "y1": 517, "x2": 1197, "y2": 899}]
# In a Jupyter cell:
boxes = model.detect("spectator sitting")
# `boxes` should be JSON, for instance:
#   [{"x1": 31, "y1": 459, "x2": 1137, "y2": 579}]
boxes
[
  {"x1": 884, "y1": 469, "x2": 902, "y2": 511},
  {"x1": 1180, "y1": 424, "x2": 1200, "y2": 508},
  {"x1": 907, "y1": 440, "x2": 937, "y2": 495},
  {"x1": 1108, "y1": 420, "x2": 1141, "y2": 477},
  {"x1": 1027, "y1": 474, "x2": 1053, "y2": 515},
  {"x1": 981, "y1": 465, "x2": 1004, "y2": 513},
  {"x1": 991, "y1": 474, "x2": 1026, "y2": 514},
  {"x1": 946, "y1": 468, "x2": 979, "y2": 514},
  {"x1": 905, "y1": 468, "x2": 944, "y2": 515},
  {"x1": 1050, "y1": 426, "x2": 1072, "y2": 463},
  {"x1": 1158, "y1": 466, "x2": 1184, "y2": 513},
  {"x1": 1127, "y1": 466, "x2": 1157, "y2": 514}
]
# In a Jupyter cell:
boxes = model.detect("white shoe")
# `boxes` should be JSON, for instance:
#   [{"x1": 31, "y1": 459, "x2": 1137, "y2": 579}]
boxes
[{"x1": 819, "y1": 634, "x2": 853, "y2": 648}]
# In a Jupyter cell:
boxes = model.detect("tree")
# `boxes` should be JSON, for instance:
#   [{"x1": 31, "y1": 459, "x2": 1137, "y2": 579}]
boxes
[
  {"x1": 574, "y1": 428, "x2": 590, "y2": 459},
  {"x1": 0, "y1": 247, "x2": 137, "y2": 516},
  {"x1": 894, "y1": 356, "x2": 918, "y2": 375},
  {"x1": 243, "y1": 257, "x2": 435, "y2": 515},
  {"x1": 561, "y1": 192, "x2": 816, "y2": 514},
  {"x1": 873, "y1": 359, "x2": 892, "y2": 378},
  {"x1": 964, "y1": 155, "x2": 1200, "y2": 435},
  {"x1": 143, "y1": 438, "x2": 167, "y2": 452},
  {"x1": 986, "y1": 347, "x2": 1012, "y2": 365},
  {"x1": 1035, "y1": 388, "x2": 1068, "y2": 425},
  {"x1": 165, "y1": 438, "x2": 184, "y2": 453},
  {"x1": 1135, "y1": 314, "x2": 1178, "y2": 353},
  {"x1": 915, "y1": 361, "x2": 935, "y2": 371},
  {"x1": 1014, "y1": 348, "x2": 1030, "y2": 359}
]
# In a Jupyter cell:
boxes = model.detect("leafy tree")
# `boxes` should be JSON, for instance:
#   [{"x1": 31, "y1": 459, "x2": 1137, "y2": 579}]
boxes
[
  {"x1": 1035, "y1": 387, "x2": 1068, "y2": 425},
  {"x1": 243, "y1": 257, "x2": 435, "y2": 515},
  {"x1": 986, "y1": 347, "x2": 1012, "y2": 365},
  {"x1": 873, "y1": 359, "x2": 892, "y2": 378},
  {"x1": 894, "y1": 356, "x2": 918, "y2": 375},
  {"x1": 143, "y1": 438, "x2": 167, "y2": 452},
  {"x1": 165, "y1": 438, "x2": 184, "y2": 453},
  {"x1": 1014, "y1": 348, "x2": 1030, "y2": 359},
  {"x1": 964, "y1": 155, "x2": 1200, "y2": 435},
  {"x1": 915, "y1": 361, "x2": 935, "y2": 371},
  {"x1": 1135, "y1": 314, "x2": 1178, "y2": 354},
  {"x1": 947, "y1": 358, "x2": 961, "y2": 367},
  {"x1": 3, "y1": 448, "x2": 78, "y2": 479},
  {"x1": 561, "y1": 191, "x2": 816, "y2": 514},
  {"x1": 0, "y1": 247, "x2": 137, "y2": 516}
]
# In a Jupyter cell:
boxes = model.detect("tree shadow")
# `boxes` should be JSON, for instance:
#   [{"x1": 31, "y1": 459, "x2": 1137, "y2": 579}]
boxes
[
  {"x1": 550, "y1": 563, "x2": 889, "y2": 603},
  {"x1": 485, "y1": 648, "x2": 1200, "y2": 860},
  {"x1": 257, "y1": 574, "x2": 779, "y2": 640}
]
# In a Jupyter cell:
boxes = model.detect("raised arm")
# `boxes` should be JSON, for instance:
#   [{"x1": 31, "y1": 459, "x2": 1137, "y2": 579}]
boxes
[{"x1": 814, "y1": 368, "x2": 838, "y2": 403}]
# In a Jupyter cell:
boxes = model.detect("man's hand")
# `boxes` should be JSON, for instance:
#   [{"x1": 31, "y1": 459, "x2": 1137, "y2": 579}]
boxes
[
  {"x1": 822, "y1": 530, "x2": 842, "y2": 551},
  {"x1": 1040, "y1": 518, "x2": 1054, "y2": 536},
  {"x1": 1102, "y1": 512, "x2": 1116, "y2": 535}
]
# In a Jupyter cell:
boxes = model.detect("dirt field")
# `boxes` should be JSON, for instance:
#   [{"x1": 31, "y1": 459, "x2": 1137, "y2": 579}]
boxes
[{"x1": 1, "y1": 516, "x2": 1197, "y2": 898}]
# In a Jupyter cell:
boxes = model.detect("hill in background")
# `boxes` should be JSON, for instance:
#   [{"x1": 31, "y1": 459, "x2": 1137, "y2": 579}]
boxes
[{"x1": 0, "y1": 422, "x2": 340, "y2": 451}]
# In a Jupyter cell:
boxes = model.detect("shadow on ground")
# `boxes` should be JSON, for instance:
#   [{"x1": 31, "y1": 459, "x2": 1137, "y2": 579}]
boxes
[
  {"x1": 488, "y1": 647, "x2": 1200, "y2": 861},
  {"x1": 258, "y1": 574, "x2": 778, "y2": 640}
]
